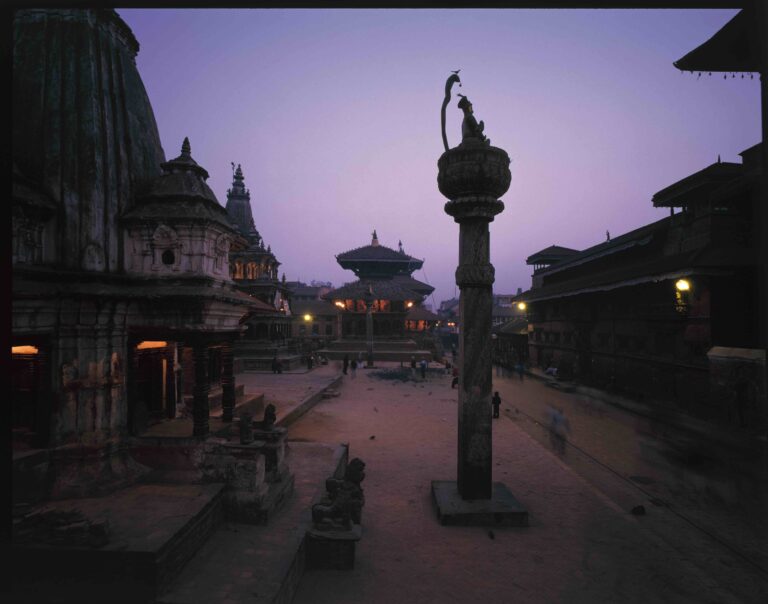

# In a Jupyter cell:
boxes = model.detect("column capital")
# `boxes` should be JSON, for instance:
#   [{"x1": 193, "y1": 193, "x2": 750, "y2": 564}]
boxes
[
  {"x1": 444, "y1": 197, "x2": 504, "y2": 222},
  {"x1": 456, "y1": 264, "x2": 495, "y2": 288}
]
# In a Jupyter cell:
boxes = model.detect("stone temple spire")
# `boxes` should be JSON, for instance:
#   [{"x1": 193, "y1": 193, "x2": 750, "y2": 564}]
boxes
[
  {"x1": 225, "y1": 162, "x2": 256, "y2": 236},
  {"x1": 371, "y1": 229, "x2": 379, "y2": 247},
  {"x1": 231, "y1": 163, "x2": 246, "y2": 196}
]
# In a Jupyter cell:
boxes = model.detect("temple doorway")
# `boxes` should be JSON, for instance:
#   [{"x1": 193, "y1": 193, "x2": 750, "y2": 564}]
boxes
[
  {"x1": 130, "y1": 340, "x2": 176, "y2": 435},
  {"x1": 11, "y1": 340, "x2": 50, "y2": 449}
]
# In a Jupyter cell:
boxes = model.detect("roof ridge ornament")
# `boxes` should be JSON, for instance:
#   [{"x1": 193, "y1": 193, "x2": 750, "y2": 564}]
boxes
[
  {"x1": 371, "y1": 229, "x2": 379, "y2": 247},
  {"x1": 181, "y1": 137, "x2": 191, "y2": 158}
]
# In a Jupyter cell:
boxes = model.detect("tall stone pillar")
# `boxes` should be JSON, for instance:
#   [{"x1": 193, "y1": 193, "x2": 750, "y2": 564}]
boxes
[
  {"x1": 442, "y1": 142, "x2": 507, "y2": 500},
  {"x1": 192, "y1": 343, "x2": 210, "y2": 439},
  {"x1": 221, "y1": 341, "x2": 235, "y2": 422},
  {"x1": 453, "y1": 216, "x2": 498, "y2": 498},
  {"x1": 431, "y1": 79, "x2": 528, "y2": 526}
]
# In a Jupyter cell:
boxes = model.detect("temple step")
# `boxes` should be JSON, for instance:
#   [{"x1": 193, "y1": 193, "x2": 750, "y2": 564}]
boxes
[
  {"x1": 210, "y1": 392, "x2": 264, "y2": 419},
  {"x1": 239, "y1": 354, "x2": 303, "y2": 372},
  {"x1": 319, "y1": 349, "x2": 433, "y2": 362},
  {"x1": 182, "y1": 383, "x2": 245, "y2": 411}
]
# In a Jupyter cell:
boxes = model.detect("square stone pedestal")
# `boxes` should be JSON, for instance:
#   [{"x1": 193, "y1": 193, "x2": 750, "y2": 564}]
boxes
[
  {"x1": 431, "y1": 481, "x2": 529, "y2": 527},
  {"x1": 305, "y1": 524, "x2": 363, "y2": 570}
]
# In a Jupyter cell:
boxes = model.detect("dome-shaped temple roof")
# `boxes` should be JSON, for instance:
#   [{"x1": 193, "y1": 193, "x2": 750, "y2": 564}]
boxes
[{"x1": 123, "y1": 138, "x2": 236, "y2": 232}]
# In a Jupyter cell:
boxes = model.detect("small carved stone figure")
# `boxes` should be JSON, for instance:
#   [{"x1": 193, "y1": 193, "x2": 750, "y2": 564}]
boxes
[
  {"x1": 312, "y1": 458, "x2": 366, "y2": 530},
  {"x1": 457, "y1": 94, "x2": 489, "y2": 145},
  {"x1": 262, "y1": 404, "x2": 277, "y2": 430},
  {"x1": 239, "y1": 412, "x2": 254, "y2": 444}
]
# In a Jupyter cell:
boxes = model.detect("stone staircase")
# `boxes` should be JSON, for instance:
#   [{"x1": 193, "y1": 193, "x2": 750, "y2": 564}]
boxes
[{"x1": 319, "y1": 339, "x2": 432, "y2": 362}]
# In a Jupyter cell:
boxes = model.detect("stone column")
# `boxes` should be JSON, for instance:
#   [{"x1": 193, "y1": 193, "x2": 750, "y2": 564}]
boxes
[
  {"x1": 364, "y1": 289, "x2": 374, "y2": 367},
  {"x1": 432, "y1": 124, "x2": 527, "y2": 526},
  {"x1": 192, "y1": 343, "x2": 210, "y2": 439},
  {"x1": 440, "y1": 141, "x2": 509, "y2": 500},
  {"x1": 221, "y1": 340, "x2": 235, "y2": 422},
  {"x1": 454, "y1": 218, "x2": 497, "y2": 498}
]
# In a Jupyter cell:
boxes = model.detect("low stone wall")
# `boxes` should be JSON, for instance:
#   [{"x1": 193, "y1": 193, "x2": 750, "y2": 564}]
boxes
[{"x1": 277, "y1": 375, "x2": 344, "y2": 428}]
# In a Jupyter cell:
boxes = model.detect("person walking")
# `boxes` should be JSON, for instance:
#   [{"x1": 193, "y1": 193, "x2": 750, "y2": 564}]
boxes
[
  {"x1": 350, "y1": 358, "x2": 358, "y2": 379},
  {"x1": 271, "y1": 355, "x2": 278, "y2": 374},
  {"x1": 492, "y1": 391, "x2": 501, "y2": 419},
  {"x1": 547, "y1": 406, "x2": 570, "y2": 455},
  {"x1": 410, "y1": 355, "x2": 417, "y2": 376},
  {"x1": 516, "y1": 361, "x2": 525, "y2": 381},
  {"x1": 451, "y1": 366, "x2": 459, "y2": 389},
  {"x1": 419, "y1": 358, "x2": 427, "y2": 379},
  {"x1": 342, "y1": 354, "x2": 349, "y2": 375}
]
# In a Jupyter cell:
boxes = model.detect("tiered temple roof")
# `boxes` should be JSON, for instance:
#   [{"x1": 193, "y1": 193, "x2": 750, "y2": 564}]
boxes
[{"x1": 336, "y1": 230, "x2": 424, "y2": 279}]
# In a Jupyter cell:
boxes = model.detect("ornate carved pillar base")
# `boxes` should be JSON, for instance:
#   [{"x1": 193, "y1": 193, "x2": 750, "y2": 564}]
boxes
[
  {"x1": 221, "y1": 341, "x2": 235, "y2": 422},
  {"x1": 192, "y1": 343, "x2": 209, "y2": 439}
]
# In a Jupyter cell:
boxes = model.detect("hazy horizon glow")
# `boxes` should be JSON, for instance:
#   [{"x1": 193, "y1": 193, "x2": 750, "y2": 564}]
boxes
[{"x1": 119, "y1": 8, "x2": 760, "y2": 306}]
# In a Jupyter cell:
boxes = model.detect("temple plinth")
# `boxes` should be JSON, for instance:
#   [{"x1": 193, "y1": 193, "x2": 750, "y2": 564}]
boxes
[{"x1": 431, "y1": 82, "x2": 527, "y2": 526}]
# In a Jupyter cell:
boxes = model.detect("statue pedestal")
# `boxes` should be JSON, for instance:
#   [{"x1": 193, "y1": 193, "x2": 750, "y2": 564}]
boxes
[
  {"x1": 305, "y1": 524, "x2": 362, "y2": 570},
  {"x1": 431, "y1": 481, "x2": 528, "y2": 527}
]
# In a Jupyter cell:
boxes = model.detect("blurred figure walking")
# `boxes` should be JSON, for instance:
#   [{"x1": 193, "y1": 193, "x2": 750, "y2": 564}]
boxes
[{"x1": 547, "y1": 406, "x2": 570, "y2": 455}]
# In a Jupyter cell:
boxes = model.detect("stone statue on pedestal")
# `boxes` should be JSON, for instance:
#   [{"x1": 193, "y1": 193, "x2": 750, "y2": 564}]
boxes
[{"x1": 311, "y1": 458, "x2": 366, "y2": 530}]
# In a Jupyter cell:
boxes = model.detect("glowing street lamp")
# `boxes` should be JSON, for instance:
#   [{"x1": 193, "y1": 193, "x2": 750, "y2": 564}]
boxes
[
  {"x1": 517, "y1": 302, "x2": 527, "y2": 311},
  {"x1": 675, "y1": 279, "x2": 691, "y2": 292},
  {"x1": 406, "y1": 301, "x2": 414, "y2": 308},
  {"x1": 303, "y1": 314, "x2": 313, "y2": 322}
]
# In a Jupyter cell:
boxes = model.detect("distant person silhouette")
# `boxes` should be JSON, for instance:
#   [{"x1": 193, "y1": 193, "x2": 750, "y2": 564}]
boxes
[
  {"x1": 492, "y1": 391, "x2": 501, "y2": 418},
  {"x1": 350, "y1": 358, "x2": 358, "y2": 379},
  {"x1": 343, "y1": 354, "x2": 349, "y2": 375}
]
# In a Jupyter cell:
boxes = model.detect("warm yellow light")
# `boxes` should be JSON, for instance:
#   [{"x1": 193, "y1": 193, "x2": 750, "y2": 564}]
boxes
[
  {"x1": 675, "y1": 279, "x2": 691, "y2": 292},
  {"x1": 406, "y1": 301, "x2": 414, "y2": 308},
  {"x1": 335, "y1": 301, "x2": 345, "y2": 309},
  {"x1": 137, "y1": 341, "x2": 168, "y2": 350},
  {"x1": 303, "y1": 314, "x2": 312, "y2": 322},
  {"x1": 517, "y1": 302, "x2": 527, "y2": 311},
  {"x1": 448, "y1": 322, "x2": 456, "y2": 327},
  {"x1": 12, "y1": 345, "x2": 38, "y2": 355}
]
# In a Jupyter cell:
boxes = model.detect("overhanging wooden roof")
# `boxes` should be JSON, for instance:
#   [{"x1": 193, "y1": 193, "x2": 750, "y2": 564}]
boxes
[{"x1": 674, "y1": 8, "x2": 760, "y2": 73}]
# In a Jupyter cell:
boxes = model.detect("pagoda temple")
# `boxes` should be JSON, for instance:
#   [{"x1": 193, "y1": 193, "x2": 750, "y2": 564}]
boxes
[{"x1": 326, "y1": 230, "x2": 434, "y2": 339}]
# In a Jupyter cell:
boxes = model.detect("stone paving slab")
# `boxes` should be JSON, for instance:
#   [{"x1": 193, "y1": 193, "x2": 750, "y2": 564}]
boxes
[{"x1": 287, "y1": 362, "x2": 767, "y2": 604}]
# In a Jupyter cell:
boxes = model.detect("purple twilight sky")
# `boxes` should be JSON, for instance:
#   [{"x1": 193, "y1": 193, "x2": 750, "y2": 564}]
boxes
[{"x1": 118, "y1": 8, "x2": 760, "y2": 307}]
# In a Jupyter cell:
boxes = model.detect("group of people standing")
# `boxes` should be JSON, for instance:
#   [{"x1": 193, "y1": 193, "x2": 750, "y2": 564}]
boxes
[{"x1": 342, "y1": 354, "x2": 359, "y2": 379}]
